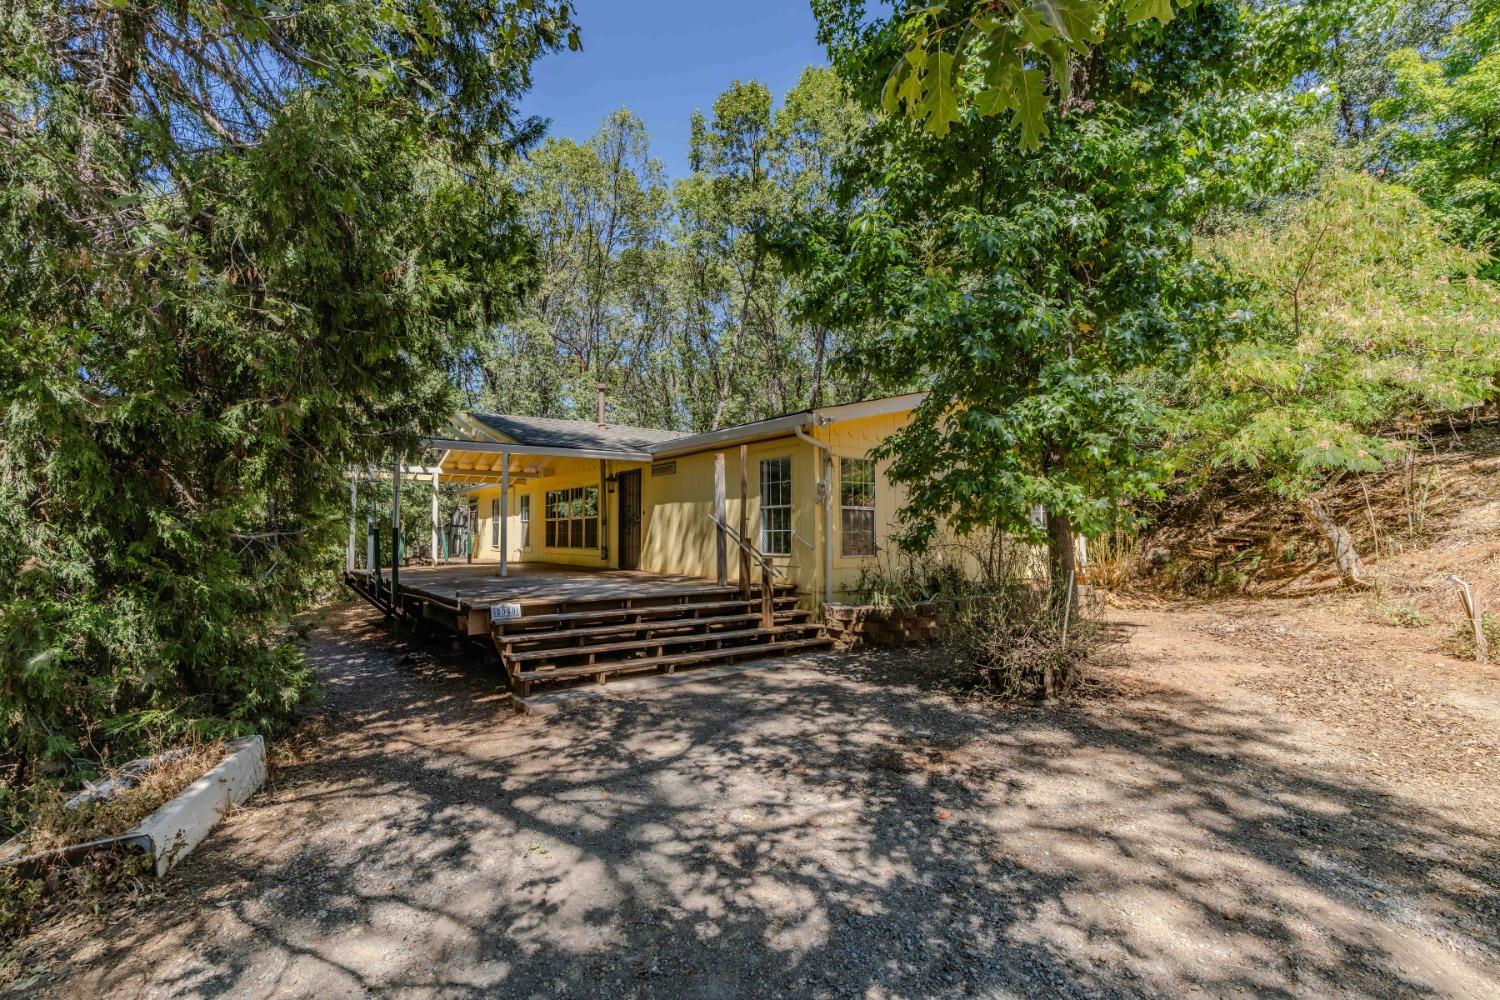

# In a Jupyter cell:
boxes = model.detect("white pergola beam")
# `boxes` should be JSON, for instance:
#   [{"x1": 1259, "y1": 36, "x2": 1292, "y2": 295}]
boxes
[{"x1": 421, "y1": 437, "x2": 651, "y2": 463}]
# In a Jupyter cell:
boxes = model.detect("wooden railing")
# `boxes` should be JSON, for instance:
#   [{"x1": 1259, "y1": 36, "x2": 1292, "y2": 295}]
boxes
[{"x1": 708, "y1": 513, "x2": 785, "y2": 627}]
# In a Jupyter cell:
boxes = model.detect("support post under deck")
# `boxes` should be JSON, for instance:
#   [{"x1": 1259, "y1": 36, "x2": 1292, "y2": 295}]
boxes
[
  {"x1": 499, "y1": 449, "x2": 510, "y2": 578},
  {"x1": 390, "y1": 456, "x2": 401, "y2": 616},
  {"x1": 430, "y1": 469, "x2": 440, "y2": 566}
]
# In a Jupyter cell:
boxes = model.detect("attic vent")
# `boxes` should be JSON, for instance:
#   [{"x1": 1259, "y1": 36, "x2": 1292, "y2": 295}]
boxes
[{"x1": 650, "y1": 461, "x2": 677, "y2": 478}]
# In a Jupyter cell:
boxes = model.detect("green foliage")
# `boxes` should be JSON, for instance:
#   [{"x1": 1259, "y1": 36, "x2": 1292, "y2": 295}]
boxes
[
  {"x1": 798, "y1": 1, "x2": 1307, "y2": 569},
  {"x1": 473, "y1": 67, "x2": 879, "y2": 432},
  {"x1": 824, "y1": 0, "x2": 1192, "y2": 144},
  {"x1": 0, "y1": 1, "x2": 573, "y2": 779},
  {"x1": 1378, "y1": 1, "x2": 1500, "y2": 276},
  {"x1": 1168, "y1": 169, "x2": 1500, "y2": 496},
  {"x1": 1248, "y1": 1, "x2": 1464, "y2": 143},
  {"x1": 1445, "y1": 611, "x2": 1500, "y2": 659}
]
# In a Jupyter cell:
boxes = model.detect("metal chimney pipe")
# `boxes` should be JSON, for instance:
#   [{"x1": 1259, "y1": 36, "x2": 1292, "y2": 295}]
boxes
[{"x1": 596, "y1": 382, "x2": 607, "y2": 428}]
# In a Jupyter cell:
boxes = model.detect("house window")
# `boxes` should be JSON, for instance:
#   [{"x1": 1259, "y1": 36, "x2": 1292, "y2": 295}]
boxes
[
  {"x1": 545, "y1": 486, "x2": 599, "y2": 549},
  {"x1": 840, "y1": 457, "x2": 877, "y2": 557},
  {"x1": 491, "y1": 498, "x2": 500, "y2": 548},
  {"x1": 759, "y1": 457, "x2": 792, "y2": 556},
  {"x1": 519, "y1": 494, "x2": 531, "y2": 547}
]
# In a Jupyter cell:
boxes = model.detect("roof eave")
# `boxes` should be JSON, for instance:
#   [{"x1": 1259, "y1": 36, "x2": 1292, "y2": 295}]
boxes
[
  {"x1": 646, "y1": 413, "x2": 814, "y2": 459},
  {"x1": 421, "y1": 437, "x2": 653, "y2": 464}
]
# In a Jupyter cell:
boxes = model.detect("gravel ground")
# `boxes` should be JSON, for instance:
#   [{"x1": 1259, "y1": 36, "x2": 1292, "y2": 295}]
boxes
[{"x1": 9, "y1": 602, "x2": 1499, "y2": 999}]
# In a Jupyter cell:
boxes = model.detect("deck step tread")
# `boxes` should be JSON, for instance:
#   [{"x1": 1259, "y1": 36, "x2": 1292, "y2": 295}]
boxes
[
  {"x1": 501, "y1": 611, "x2": 812, "y2": 648},
  {"x1": 507, "y1": 624, "x2": 824, "y2": 664},
  {"x1": 514, "y1": 637, "x2": 835, "y2": 683},
  {"x1": 493, "y1": 597, "x2": 799, "y2": 631}
]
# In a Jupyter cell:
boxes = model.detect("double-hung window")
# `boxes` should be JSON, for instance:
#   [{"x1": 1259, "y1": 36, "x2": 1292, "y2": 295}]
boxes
[
  {"x1": 759, "y1": 457, "x2": 792, "y2": 557},
  {"x1": 545, "y1": 486, "x2": 599, "y2": 549},
  {"x1": 519, "y1": 494, "x2": 531, "y2": 547},
  {"x1": 491, "y1": 498, "x2": 500, "y2": 548},
  {"x1": 839, "y1": 457, "x2": 877, "y2": 557}
]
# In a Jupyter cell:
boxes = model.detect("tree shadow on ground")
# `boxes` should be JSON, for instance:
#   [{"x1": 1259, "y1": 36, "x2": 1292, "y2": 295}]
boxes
[{"x1": 32, "y1": 607, "x2": 1500, "y2": 999}]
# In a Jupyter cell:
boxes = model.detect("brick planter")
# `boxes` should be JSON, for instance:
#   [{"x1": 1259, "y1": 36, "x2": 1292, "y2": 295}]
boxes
[{"x1": 823, "y1": 601, "x2": 945, "y2": 649}]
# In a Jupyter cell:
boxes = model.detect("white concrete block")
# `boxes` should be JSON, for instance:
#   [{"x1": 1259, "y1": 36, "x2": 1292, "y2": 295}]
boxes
[{"x1": 134, "y1": 735, "x2": 266, "y2": 876}]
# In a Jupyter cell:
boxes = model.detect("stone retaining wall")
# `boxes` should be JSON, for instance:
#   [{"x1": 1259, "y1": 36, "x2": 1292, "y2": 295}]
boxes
[{"x1": 823, "y1": 601, "x2": 945, "y2": 649}]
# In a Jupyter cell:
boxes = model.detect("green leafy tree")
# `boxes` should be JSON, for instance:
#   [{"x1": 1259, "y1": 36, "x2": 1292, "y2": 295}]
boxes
[
  {"x1": 1378, "y1": 0, "x2": 1500, "y2": 275},
  {"x1": 1249, "y1": 0, "x2": 1464, "y2": 144},
  {"x1": 836, "y1": 0, "x2": 1193, "y2": 144},
  {"x1": 671, "y1": 69, "x2": 874, "y2": 428},
  {"x1": 475, "y1": 110, "x2": 673, "y2": 423},
  {"x1": 477, "y1": 68, "x2": 871, "y2": 433},
  {"x1": 1167, "y1": 168, "x2": 1500, "y2": 581},
  {"x1": 799, "y1": 0, "x2": 1306, "y2": 604},
  {"x1": 0, "y1": 0, "x2": 575, "y2": 779}
]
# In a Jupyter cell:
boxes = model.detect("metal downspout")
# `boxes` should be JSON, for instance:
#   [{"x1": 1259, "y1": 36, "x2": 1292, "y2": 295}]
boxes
[{"x1": 794, "y1": 421, "x2": 834, "y2": 606}]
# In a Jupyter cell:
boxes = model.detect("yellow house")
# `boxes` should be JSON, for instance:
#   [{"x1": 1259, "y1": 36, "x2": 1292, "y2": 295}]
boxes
[{"x1": 422, "y1": 392, "x2": 925, "y2": 608}]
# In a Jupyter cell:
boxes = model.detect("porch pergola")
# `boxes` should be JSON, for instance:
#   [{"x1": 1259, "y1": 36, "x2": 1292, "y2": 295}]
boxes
[{"x1": 345, "y1": 412, "x2": 654, "y2": 589}]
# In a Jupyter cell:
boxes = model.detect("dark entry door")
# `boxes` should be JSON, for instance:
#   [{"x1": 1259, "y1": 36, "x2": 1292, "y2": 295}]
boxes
[{"x1": 617, "y1": 470, "x2": 642, "y2": 570}]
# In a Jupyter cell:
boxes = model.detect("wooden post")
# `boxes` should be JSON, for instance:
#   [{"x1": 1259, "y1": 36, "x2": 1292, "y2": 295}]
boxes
[
  {"x1": 366, "y1": 510, "x2": 375, "y2": 576},
  {"x1": 760, "y1": 560, "x2": 774, "y2": 629},
  {"x1": 430, "y1": 470, "x2": 440, "y2": 566},
  {"x1": 714, "y1": 453, "x2": 727, "y2": 587},
  {"x1": 390, "y1": 457, "x2": 401, "y2": 615},
  {"x1": 598, "y1": 458, "x2": 609, "y2": 563},
  {"x1": 499, "y1": 450, "x2": 510, "y2": 579},
  {"x1": 346, "y1": 472, "x2": 358, "y2": 574},
  {"x1": 739, "y1": 444, "x2": 751, "y2": 601}
]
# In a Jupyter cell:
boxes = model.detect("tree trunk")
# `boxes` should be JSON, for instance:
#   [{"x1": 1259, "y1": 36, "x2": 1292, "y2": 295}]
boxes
[
  {"x1": 1041, "y1": 441, "x2": 1078, "y2": 617},
  {"x1": 1299, "y1": 497, "x2": 1372, "y2": 587},
  {"x1": 1047, "y1": 508, "x2": 1078, "y2": 611}
]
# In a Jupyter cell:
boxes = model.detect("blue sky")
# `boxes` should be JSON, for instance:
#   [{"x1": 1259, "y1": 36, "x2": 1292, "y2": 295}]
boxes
[{"x1": 520, "y1": 0, "x2": 830, "y2": 179}]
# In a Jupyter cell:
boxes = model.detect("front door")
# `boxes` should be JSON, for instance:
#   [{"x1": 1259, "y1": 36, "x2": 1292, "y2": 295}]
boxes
[{"x1": 617, "y1": 470, "x2": 642, "y2": 570}]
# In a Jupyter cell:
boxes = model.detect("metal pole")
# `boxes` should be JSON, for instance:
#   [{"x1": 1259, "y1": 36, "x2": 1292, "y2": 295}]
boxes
[
  {"x1": 499, "y1": 450, "x2": 510, "y2": 579},
  {"x1": 430, "y1": 469, "x2": 440, "y2": 566}
]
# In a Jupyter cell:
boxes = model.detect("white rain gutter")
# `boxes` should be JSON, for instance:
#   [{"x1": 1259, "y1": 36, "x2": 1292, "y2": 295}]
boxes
[{"x1": 794, "y1": 419, "x2": 835, "y2": 606}]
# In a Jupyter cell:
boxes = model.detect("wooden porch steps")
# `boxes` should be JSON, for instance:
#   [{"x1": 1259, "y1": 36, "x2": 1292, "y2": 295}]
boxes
[
  {"x1": 511, "y1": 637, "x2": 835, "y2": 687},
  {"x1": 496, "y1": 595, "x2": 800, "y2": 631},
  {"x1": 500, "y1": 610, "x2": 813, "y2": 650},
  {"x1": 491, "y1": 586, "x2": 831, "y2": 696}
]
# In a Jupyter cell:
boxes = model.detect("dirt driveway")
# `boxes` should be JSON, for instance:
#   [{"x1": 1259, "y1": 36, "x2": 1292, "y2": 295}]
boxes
[{"x1": 11, "y1": 603, "x2": 1500, "y2": 999}]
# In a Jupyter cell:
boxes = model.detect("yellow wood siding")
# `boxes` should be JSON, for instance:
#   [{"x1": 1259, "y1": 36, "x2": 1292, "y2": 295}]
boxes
[{"x1": 460, "y1": 408, "x2": 919, "y2": 606}]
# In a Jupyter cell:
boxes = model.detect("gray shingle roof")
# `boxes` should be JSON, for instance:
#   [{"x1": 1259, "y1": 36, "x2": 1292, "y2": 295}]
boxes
[{"x1": 469, "y1": 413, "x2": 687, "y2": 453}]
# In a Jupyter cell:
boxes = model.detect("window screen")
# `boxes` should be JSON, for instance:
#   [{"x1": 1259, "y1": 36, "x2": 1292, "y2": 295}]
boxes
[
  {"x1": 759, "y1": 457, "x2": 792, "y2": 557},
  {"x1": 840, "y1": 457, "x2": 876, "y2": 557},
  {"x1": 545, "y1": 486, "x2": 599, "y2": 549}
]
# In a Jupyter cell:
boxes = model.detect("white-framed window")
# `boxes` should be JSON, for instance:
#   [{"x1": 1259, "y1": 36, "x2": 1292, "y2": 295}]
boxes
[
  {"x1": 545, "y1": 486, "x2": 599, "y2": 549},
  {"x1": 519, "y1": 494, "x2": 531, "y2": 547},
  {"x1": 840, "y1": 457, "x2": 877, "y2": 557},
  {"x1": 759, "y1": 456, "x2": 792, "y2": 556},
  {"x1": 491, "y1": 498, "x2": 500, "y2": 547}
]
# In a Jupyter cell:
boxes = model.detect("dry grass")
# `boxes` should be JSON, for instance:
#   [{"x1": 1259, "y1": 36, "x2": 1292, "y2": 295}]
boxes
[
  {"x1": 20, "y1": 742, "x2": 230, "y2": 856},
  {"x1": 2, "y1": 741, "x2": 231, "y2": 943}
]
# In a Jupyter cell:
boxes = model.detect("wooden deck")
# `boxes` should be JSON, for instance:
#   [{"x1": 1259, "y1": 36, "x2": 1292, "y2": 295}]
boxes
[
  {"x1": 348, "y1": 562, "x2": 747, "y2": 636},
  {"x1": 343, "y1": 561, "x2": 829, "y2": 694},
  {"x1": 394, "y1": 562, "x2": 728, "y2": 609}
]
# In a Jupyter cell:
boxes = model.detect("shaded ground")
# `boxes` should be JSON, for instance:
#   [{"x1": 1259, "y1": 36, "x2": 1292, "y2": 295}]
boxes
[{"x1": 8, "y1": 602, "x2": 1499, "y2": 999}]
